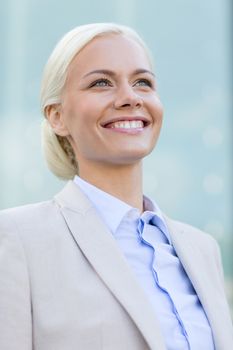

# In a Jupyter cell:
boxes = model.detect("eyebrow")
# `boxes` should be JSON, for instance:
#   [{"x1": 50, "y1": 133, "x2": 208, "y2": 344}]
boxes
[{"x1": 82, "y1": 68, "x2": 155, "y2": 79}]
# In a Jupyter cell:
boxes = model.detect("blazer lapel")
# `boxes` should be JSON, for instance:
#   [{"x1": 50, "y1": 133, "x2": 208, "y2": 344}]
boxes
[
  {"x1": 165, "y1": 216, "x2": 232, "y2": 350},
  {"x1": 55, "y1": 181, "x2": 166, "y2": 350}
]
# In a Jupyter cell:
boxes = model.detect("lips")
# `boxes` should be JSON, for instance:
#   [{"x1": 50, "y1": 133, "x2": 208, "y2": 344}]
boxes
[{"x1": 102, "y1": 116, "x2": 150, "y2": 129}]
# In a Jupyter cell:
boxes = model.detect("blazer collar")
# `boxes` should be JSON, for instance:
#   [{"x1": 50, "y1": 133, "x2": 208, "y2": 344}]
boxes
[
  {"x1": 164, "y1": 216, "x2": 232, "y2": 350},
  {"x1": 55, "y1": 181, "x2": 166, "y2": 350}
]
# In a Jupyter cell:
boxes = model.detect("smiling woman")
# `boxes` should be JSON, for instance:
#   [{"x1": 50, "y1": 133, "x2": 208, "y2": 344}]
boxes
[
  {"x1": 0, "y1": 23, "x2": 233, "y2": 350},
  {"x1": 45, "y1": 33, "x2": 163, "y2": 193}
]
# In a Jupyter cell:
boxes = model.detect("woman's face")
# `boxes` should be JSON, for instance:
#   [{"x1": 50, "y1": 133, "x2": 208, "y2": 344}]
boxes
[{"x1": 52, "y1": 34, "x2": 163, "y2": 169}]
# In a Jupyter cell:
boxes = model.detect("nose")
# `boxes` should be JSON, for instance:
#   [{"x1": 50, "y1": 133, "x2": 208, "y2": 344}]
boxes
[{"x1": 113, "y1": 84, "x2": 143, "y2": 110}]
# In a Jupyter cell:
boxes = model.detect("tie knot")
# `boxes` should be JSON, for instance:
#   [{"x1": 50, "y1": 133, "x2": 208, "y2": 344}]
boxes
[{"x1": 139, "y1": 212, "x2": 171, "y2": 244}]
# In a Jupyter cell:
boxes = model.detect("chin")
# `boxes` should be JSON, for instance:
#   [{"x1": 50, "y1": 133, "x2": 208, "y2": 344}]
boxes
[{"x1": 107, "y1": 147, "x2": 155, "y2": 165}]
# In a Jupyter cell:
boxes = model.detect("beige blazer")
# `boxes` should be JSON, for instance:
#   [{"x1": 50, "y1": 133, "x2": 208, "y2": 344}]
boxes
[{"x1": 0, "y1": 181, "x2": 232, "y2": 350}]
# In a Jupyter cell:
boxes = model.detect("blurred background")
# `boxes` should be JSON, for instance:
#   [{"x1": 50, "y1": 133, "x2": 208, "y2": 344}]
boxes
[{"x1": 1, "y1": 0, "x2": 232, "y2": 313}]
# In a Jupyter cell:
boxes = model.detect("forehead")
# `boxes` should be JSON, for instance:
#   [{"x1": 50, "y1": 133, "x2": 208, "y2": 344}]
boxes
[{"x1": 67, "y1": 34, "x2": 152, "y2": 77}]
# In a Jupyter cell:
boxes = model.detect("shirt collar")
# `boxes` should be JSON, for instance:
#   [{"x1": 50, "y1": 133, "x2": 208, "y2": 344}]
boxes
[
  {"x1": 74, "y1": 176, "x2": 132, "y2": 234},
  {"x1": 142, "y1": 196, "x2": 171, "y2": 244},
  {"x1": 73, "y1": 176, "x2": 170, "y2": 242}
]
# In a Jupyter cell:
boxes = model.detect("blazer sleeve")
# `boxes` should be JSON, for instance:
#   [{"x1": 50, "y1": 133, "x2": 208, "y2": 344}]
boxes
[{"x1": 0, "y1": 212, "x2": 32, "y2": 350}]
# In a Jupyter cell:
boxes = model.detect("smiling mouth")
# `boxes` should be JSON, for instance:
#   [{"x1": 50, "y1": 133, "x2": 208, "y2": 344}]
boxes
[
  {"x1": 102, "y1": 118, "x2": 150, "y2": 132},
  {"x1": 106, "y1": 120, "x2": 144, "y2": 129}
]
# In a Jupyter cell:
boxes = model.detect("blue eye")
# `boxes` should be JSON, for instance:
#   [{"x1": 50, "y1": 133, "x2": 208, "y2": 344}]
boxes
[
  {"x1": 134, "y1": 79, "x2": 152, "y2": 87},
  {"x1": 90, "y1": 78, "x2": 111, "y2": 87}
]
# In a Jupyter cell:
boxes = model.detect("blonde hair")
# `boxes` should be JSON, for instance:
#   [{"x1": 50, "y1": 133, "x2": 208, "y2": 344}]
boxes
[{"x1": 41, "y1": 23, "x2": 153, "y2": 179}]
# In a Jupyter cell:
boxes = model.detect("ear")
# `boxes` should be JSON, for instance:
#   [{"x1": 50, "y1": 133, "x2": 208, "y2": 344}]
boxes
[{"x1": 45, "y1": 104, "x2": 70, "y2": 137}]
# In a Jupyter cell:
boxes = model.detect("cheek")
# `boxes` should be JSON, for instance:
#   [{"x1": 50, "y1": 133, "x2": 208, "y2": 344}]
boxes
[
  {"x1": 158, "y1": 106, "x2": 164, "y2": 124},
  {"x1": 67, "y1": 106, "x2": 99, "y2": 147},
  {"x1": 150, "y1": 99, "x2": 164, "y2": 124},
  {"x1": 62, "y1": 103, "x2": 90, "y2": 132}
]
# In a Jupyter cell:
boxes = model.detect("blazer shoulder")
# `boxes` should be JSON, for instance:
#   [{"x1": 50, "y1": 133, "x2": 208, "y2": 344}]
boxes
[
  {"x1": 0, "y1": 199, "x2": 55, "y2": 217},
  {"x1": 0, "y1": 199, "x2": 61, "y2": 233}
]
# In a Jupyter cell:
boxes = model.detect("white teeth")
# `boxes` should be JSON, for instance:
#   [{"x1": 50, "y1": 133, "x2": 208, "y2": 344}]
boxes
[{"x1": 110, "y1": 120, "x2": 144, "y2": 129}]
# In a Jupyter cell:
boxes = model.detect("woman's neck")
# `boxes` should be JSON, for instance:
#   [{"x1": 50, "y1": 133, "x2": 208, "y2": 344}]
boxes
[{"x1": 78, "y1": 161, "x2": 144, "y2": 212}]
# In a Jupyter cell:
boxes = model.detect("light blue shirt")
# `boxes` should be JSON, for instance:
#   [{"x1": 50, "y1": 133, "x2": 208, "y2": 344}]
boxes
[{"x1": 74, "y1": 176, "x2": 215, "y2": 350}]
